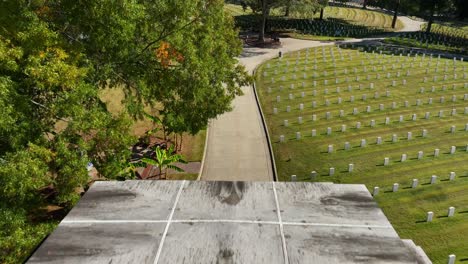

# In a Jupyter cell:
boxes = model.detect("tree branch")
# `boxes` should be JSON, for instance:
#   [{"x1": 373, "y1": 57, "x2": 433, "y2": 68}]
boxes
[{"x1": 139, "y1": 12, "x2": 205, "y2": 55}]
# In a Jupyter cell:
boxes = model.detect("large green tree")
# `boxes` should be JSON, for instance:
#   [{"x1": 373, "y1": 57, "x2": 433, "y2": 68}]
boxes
[
  {"x1": 45, "y1": 0, "x2": 250, "y2": 134},
  {"x1": 453, "y1": 0, "x2": 468, "y2": 19},
  {"x1": 0, "y1": 0, "x2": 249, "y2": 262},
  {"x1": 368, "y1": 0, "x2": 459, "y2": 31},
  {"x1": 419, "y1": 0, "x2": 454, "y2": 32},
  {"x1": 241, "y1": 0, "x2": 284, "y2": 42},
  {"x1": 242, "y1": 0, "x2": 323, "y2": 41}
]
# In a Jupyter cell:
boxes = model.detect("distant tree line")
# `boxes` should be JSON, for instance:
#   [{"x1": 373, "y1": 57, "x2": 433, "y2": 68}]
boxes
[{"x1": 239, "y1": 0, "x2": 468, "y2": 41}]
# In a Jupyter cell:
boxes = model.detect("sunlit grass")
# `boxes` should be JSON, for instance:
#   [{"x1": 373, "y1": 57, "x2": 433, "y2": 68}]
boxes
[{"x1": 256, "y1": 45, "x2": 468, "y2": 263}]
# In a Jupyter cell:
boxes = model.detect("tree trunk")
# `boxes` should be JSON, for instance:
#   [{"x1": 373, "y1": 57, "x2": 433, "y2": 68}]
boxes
[
  {"x1": 319, "y1": 8, "x2": 324, "y2": 20},
  {"x1": 362, "y1": 0, "x2": 367, "y2": 9},
  {"x1": 178, "y1": 133, "x2": 183, "y2": 151},
  {"x1": 391, "y1": 0, "x2": 400, "y2": 29},
  {"x1": 426, "y1": 3, "x2": 435, "y2": 33},
  {"x1": 285, "y1": 2, "x2": 290, "y2": 17},
  {"x1": 259, "y1": 4, "x2": 268, "y2": 42},
  {"x1": 426, "y1": 18, "x2": 433, "y2": 33}
]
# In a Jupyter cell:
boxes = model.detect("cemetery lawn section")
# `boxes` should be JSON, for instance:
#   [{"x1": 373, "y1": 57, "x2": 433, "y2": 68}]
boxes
[
  {"x1": 376, "y1": 178, "x2": 468, "y2": 264},
  {"x1": 422, "y1": 22, "x2": 468, "y2": 38},
  {"x1": 224, "y1": 3, "x2": 252, "y2": 16},
  {"x1": 317, "y1": 6, "x2": 403, "y2": 31},
  {"x1": 256, "y1": 45, "x2": 468, "y2": 263},
  {"x1": 226, "y1": 4, "x2": 403, "y2": 38},
  {"x1": 385, "y1": 21, "x2": 468, "y2": 56},
  {"x1": 384, "y1": 37, "x2": 468, "y2": 56}
]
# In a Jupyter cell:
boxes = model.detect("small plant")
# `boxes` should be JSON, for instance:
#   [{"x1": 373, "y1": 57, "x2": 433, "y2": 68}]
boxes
[{"x1": 141, "y1": 145, "x2": 187, "y2": 179}]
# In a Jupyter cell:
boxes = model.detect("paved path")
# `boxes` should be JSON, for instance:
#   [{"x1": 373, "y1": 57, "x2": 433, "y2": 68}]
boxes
[
  {"x1": 168, "y1": 162, "x2": 201, "y2": 174},
  {"x1": 200, "y1": 14, "x2": 424, "y2": 182},
  {"x1": 397, "y1": 16, "x2": 425, "y2": 32}
]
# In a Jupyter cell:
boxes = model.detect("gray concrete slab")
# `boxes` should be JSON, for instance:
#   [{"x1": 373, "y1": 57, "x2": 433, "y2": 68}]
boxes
[
  {"x1": 284, "y1": 225, "x2": 418, "y2": 264},
  {"x1": 174, "y1": 181, "x2": 277, "y2": 221},
  {"x1": 158, "y1": 222, "x2": 284, "y2": 264},
  {"x1": 28, "y1": 222, "x2": 165, "y2": 264},
  {"x1": 275, "y1": 182, "x2": 393, "y2": 227},
  {"x1": 66, "y1": 181, "x2": 181, "y2": 221},
  {"x1": 28, "y1": 181, "x2": 425, "y2": 263}
]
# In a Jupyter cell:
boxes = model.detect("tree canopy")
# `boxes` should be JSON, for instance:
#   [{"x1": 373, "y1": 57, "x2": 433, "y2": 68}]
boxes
[
  {"x1": 0, "y1": 0, "x2": 249, "y2": 262},
  {"x1": 241, "y1": 0, "x2": 326, "y2": 41},
  {"x1": 367, "y1": 0, "x2": 464, "y2": 31}
]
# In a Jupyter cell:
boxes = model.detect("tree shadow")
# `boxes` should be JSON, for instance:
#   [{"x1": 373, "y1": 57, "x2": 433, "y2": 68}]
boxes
[
  {"x1": 240, "y1": 48, "x2": 270, "y2": 58},
  {"x1": 234, "y1": 15, "x2": 392, "y2": 39}
]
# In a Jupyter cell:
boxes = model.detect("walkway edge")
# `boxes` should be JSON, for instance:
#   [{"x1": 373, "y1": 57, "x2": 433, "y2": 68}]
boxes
[
  {"x1": 197, "y1": 126, "x2": 210, "y2": 180},
  {"x1": 252, "y1": 72, "x2": 278, "y2": 182}
]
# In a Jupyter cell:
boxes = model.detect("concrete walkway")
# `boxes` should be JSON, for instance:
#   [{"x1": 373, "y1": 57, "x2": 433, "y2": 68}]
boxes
[
  {"x1": 200, "y1": 13, "x2": 424, "y2": 182},
  {"x1": 397, "y1": 16, "x2": 425, "y2": 32},
  {"x1": 199, "y1": 52, "x2": 274, "y2": 181}
]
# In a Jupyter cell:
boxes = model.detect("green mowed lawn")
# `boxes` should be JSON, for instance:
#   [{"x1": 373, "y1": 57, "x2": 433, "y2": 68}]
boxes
[
  {"x1": 225, "y1": 4, "x2": 403, "y2": 31},
  {"x1": 256, "y1": 45, "x2": 468, "y2": 263},
  {"x1": 422, "y1": 22, "x2": 468, "y2": 38},
  {"x1": 321, "y1": 6, "x2": 403, "y2": 30},
  {"x1": 224, "y1": 3, "x2": 252, "y2": 16}
]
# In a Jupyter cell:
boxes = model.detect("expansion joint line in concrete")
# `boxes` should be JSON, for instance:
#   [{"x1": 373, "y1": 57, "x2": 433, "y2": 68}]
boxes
[
  {"x1": 272, "y1": 181, "x2": 289, "y2": 264},
  {"x1": 153, "y1": 180, "x2": 186, "y2": 264},
  {"x1": 60, "y1": 219, "x2": 392, "y2": 230}
]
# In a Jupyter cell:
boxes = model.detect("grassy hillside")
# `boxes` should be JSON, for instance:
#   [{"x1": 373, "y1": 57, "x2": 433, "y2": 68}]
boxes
[
  {"x1": 225, "y1": 3, "x2": 403, "y2": 36},
  {"x1": 256, "y1": 45, "x2": 468, "y2": 263}
]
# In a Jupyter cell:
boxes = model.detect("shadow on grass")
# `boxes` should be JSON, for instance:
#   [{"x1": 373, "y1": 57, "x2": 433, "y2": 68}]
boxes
[{"x1": 234, "y1": 15, "x2": 390, "y2": 39}]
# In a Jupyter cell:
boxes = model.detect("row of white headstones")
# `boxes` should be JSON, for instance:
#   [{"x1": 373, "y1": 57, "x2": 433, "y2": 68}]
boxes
[
  {"x1": 267, "y1": 58, "x2": 466, "y2": 71},
  {"x1": 264, "y1": 48, "x2": 466, "y2": 92},
  {"x1": 270, "y1": 82, "x2": 468, "y2": 95},
  {"x1": 290, "y1": 168, "x2": 459, "y2": 184},
  {"x1": 267, "y1": 47, "x2": 465, "y2": 71},
  {"x1": 279, "y1": 108, "x2": 467, "y2": 139},
  {"x1": 275, "y1": 94, "x2": 468, "y2": 114},
  {"x1": 291, "y1": 145, "x2": 468, "y2": 179},
  {"x1": 265, "y1": 71, "x2": 468, "y2": 85},
  {"x1": 272, "y1": 45, "x2": 464, "y2": 64}
]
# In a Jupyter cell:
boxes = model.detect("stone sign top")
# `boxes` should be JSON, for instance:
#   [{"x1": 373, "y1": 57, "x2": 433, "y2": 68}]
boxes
[{"x1": 28, "y1": 180, "x2": 423, "y2": 264}]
